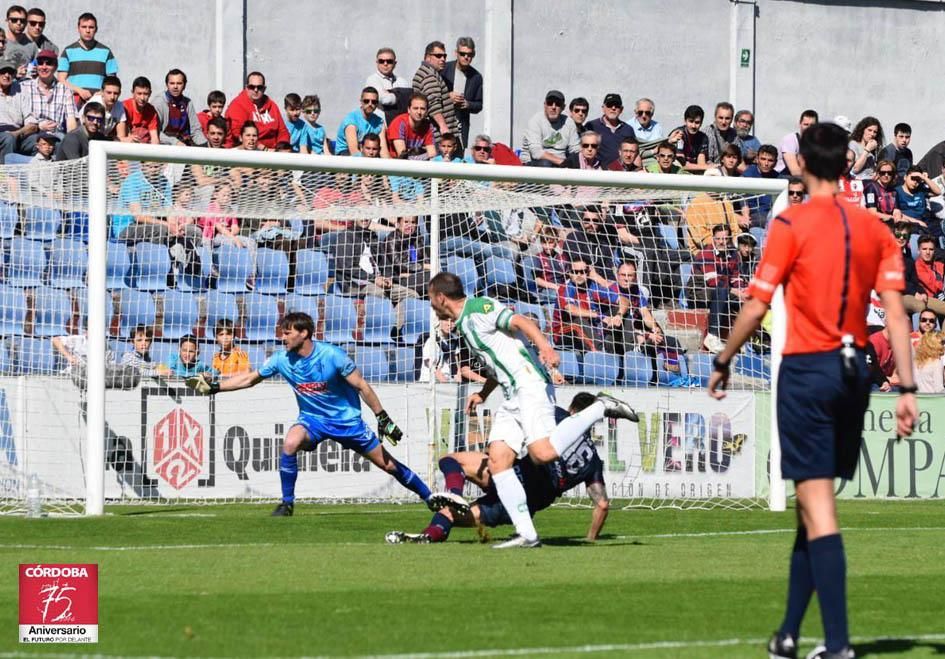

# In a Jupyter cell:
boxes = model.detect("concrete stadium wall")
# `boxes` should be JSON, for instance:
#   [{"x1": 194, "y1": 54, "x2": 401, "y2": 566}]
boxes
[{"x1": 43, "y1": 0, "x2": 945, "y2": 156}]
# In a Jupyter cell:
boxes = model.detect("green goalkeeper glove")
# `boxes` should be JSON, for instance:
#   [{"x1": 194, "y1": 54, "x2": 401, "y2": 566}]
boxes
[
  {"x1": 185, "y1": 373, "x2": 219, "y2": 395},
  {"x1": 376, "y1": 410, "x2": 403, "y2": 446}
]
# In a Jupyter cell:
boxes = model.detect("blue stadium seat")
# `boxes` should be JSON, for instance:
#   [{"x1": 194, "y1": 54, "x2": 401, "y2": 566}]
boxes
[
  {"x1": 293, "y1": 249, "x2": 329, "y2": 295},
  {"x1": 678, "y1": 263, "x2": 693, "y2": 308},
  {"x1": 0, "y1": 285, "x2": 26, "y2": 334},
  {"x1": 22, "y1": 207, "x2": 61, "y2": 241},
  {"x1": 389, "y1": 346, "x2": 418, "y2": 381},
  {"x1": 118, "y1": 289, "x2": 157, "y2": 338},
  {"x1": 161, "y1": 290, "x2": 200, "y2": 339},
  {"x1": 0, "y1": 338, "x2": 10, "y2": 374},
  {"x1": 623, "y1": 351, "x2": 654, "y2": 387},
  {"x1": 735, "y1": 353, "x2": 771, "y2": 381},
  {"x1": 284, "y1": 293, "x2": 320, "y2": 324},
  {"x1": 558, "y1": 350, "x2": 581, "y2": 382},
  {"x1": 356, "y1": 346, "x2": 389, "y2": 381},
  {"x1": 106, "y1": 242, "x2": 131, "y2": 290},
  {"x1": 910, "y1": 234, "x2": 919, "y2": 260},
  {"x1": 749, "y1": 227, "x2": 766, "y2": 249},
  {"x1": 108, "y1": 339, "x2": 131, "y2": 361},
  {"x1": 0, "y1": 201, "x2": 17, "y2": 239},
  {"x1": 510, "y1": 301, "x2": 547, "y2": 331},
  {"x1": 659, "y1": 223, "x2": 680, "y2": 250},
  {"x1": 205, "y1": 291, "x2": 239, "y2": 334},
  {"x1": 656, "y1": 352, "x2": 690, "y2": 385},
  {"x1": 47, "y1": 239, "x2": 87, "y2": 289},
  {"x1": 688, "y1": 352, "x2": 715, "y2": 387},
  {"x1": 63, "y1": 211, "x2": 89, "y2": 242},
  {"x1": 322, "y1": 294, "x2": 356, "y2": 344},
  {"x1": 362, "y1": 295, "x2": 395, "y2": 344},
  {"x1": 12, "y1": 337, "x2": 59, "y2": 374},
  {"x1": 76, "y1": 292, "x2": 113, "y2": 335},
  {"x1": 254, "y1": 248, "x2": 289, "y2": 295},
  {"x1": 4, "y1": 153, "x2": 31, "y2": 165},
  {"x1": 581, "y1": 351, "x2": 620, "y2": 385},
  {"x1": 444, "y1": 255, "x2": 477, "y2": 296},
  {"x1": 399, "y1": 298, "x2": 431, "y2": 345},
  {"x1": 484, "y1": 255, "x2": 516, "y2": 296},
  {"x1": 177, "y1": 246, "x2": 211, "y2": 292},
  {"x1": 130, "y1": 242, "x2": 170, "y2": 292},
  {"x1": 5, "y1": 238, "x2": 45, "y2": 288},
  {"x1": 214, "y1": 243, "x2": 253, "y2": 293},
  {"x1": 245, "y1": 344, "x2": 270, "y2": 371},
  {"x1": 149, "y1": 340, "x2": 176, "y2": 369},
  {"x1": 31, "y1": 287, "x2": 71, "y2": 337},
  {"x1": 242, "y1": 293, "x2": 281, "y2": 341}
]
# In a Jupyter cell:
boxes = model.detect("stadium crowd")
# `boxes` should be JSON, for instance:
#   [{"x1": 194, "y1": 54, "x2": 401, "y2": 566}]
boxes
[{"x1": 1, "y1": 6, "x2": 944, "y2": 390}]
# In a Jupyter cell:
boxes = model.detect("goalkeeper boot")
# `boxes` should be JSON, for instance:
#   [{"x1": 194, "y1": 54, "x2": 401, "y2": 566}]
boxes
[
  {"x1": 271, "y1": 502, "x2": 294, "y2": 517},
  {"x1": 385, "y1": 531, "x2": 431, "y2": 544},
  {"x1": 492, "y1": 534, "x2": 541, "y2": 549},
  {"x1": 427, "y1": 491, "x2": 471, "y2": 515},
  {"x1": 596, "y1": 392, "x2": 639, "y2": 423},
  {"x1": 768, "y1": 631, "x2": 798, "y2": 659},
  {"x1": 805, "y1": 645, "x2": 855, "y2": 659}
]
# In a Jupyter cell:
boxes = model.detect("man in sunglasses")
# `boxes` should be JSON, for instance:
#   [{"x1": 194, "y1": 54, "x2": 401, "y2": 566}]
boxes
[
  {"x1": 4, "y1": 5, "x2": 33, "y2": 79},
  {"x1": 521, "y1": 89, "x2": 580, "y2": 167},
  {"x1": 18, "y1": 47, "x2": 76, "y2": 154},
  {"x1": 223, "y1": 70, "x2": 289, "y2": 150},
  {"x1": 0, "y1": 57, "x2": 27, "y2": 158},
  {"x1": 412, "y1": 40, "x2": 459, "y2": 147},
  {"x1": 442, "y1": 36, "x2": 482, "y2": 150},
  {"x1": 564, "y1": 131, "x2": 604, "y2": 171},
  {"x1": 335, "y1": 86, "x2": 389, "y2": 158},
  {"x1": 57, "y1": 100, "x2": 105, "y2": 160},
  {"x1": 787, "y1": 178, "x2": 807, "y2": 206},
  {"x1": 24, "y1": 8, "x2": 55, "y2": 63},
  {"x1": 568, "y1": 97, "x2": 589, "y2": 135},
  {"x1": 57, "y1": 12, "x2": 118, "y2": 102},
  {"x1": 584, "y1": 93, "x2": 635, "y2": 167},
  {"x1": 366, "y1": 47, "x2": 411, "y2": 124}
]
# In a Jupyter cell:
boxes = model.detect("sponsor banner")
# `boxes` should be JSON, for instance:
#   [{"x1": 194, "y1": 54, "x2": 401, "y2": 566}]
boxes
[{"x1": 19, "y1": 564, "x2": 98, "y2": 643}]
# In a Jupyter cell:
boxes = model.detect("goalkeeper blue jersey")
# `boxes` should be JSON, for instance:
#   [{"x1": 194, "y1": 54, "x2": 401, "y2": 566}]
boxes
[{"x1": 259, "y1": 342, "x2": 363, "y2": 427}]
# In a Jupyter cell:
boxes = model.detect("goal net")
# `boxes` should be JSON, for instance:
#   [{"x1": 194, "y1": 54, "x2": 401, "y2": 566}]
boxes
[{"x1": 0, "y1": 144, "x2": 786, "y2": 515}]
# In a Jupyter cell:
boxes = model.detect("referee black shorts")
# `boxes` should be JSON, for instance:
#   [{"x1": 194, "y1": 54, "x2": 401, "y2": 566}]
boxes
[{"x1": 777, "y1": 349, "x2": 871, "y2": 481}]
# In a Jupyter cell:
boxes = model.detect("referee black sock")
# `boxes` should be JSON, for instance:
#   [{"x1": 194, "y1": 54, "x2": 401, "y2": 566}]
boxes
[
  {"x1": 779, "y1": 525, "x2": 813, "y2": 638},
  {"x1": 808, "y1": 533, "x2": 849, "y2": 652}
]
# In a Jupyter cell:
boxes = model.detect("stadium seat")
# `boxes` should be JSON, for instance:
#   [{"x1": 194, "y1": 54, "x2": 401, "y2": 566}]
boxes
[
  {"x1": 510, "y1": 301, "x2": 547, "y2": 331},
  {"x1": 444, "y1": 255, "x2": 477, "y2": 296},
  {"x1": 254, "y1": 248, "x2": 289, "y2": 295},
  {"x1": 0, "y1": 201, "x2": 17, "y2": 239},
  {"x1": 31, "y1": 287, "x2": 71, "y2": 337},
  {"x1": 204, "y1": 291, "x2": 239, "y2": 334},
  {"x1": 284, "y1": 293, "x2": 320, "y2": 324},
  {"x1": 520, "y1": 255, "x2": 539, "y2": 297},
  {"x1": 749, "y1": 227, "x2": 766, "y2": 249},
  {"x1": 149, "y1": 340, "x2": 176, "y2": 368},
  {"x1": 245, "y1": 344, "x2": 270, "y2": 371},
  {"x1": 293, "y1": 249, "x2": 329, "y2": 295},
  {"x1": 910, "y1": 234, "x2": 919, "y2": 260},
  {"x1": 76, "y1": 292, "x2": 113, "y2": 335},
  {"x1": 161, "y1": 290, "x2": 200, "y2": 339},
  {"x1": 3, "y1": 153, "x2": 31, "y2": 165},
  {"x1": 582, "y1": 351, "x2": 620, "y2": 385},
  {"x1": 106, "y1": 243, "x2": 131, "y2": 290},
  {"x1": 177, "y1": 246, "x2": 211, "y2": 292},
  {"x1": 735, "y1": 352, "x2": 771, "y2": 381},
  {"x1": 22, "y1": 207, "x2": 61, "y2": 241},
  {"x1": 389, "y1": 346, "x2": 418, "y2": 382},
  {"x1": 399, "y1": 298, "x2": 431, "y2": 345},
  {"x1": 484, "y1": 255, "x2": 516, "y2": 297},
  {"x1": 362, "y1": 296, "x2": 395, "y2": 344},
  {"x1": 108, "y1": 339, "x2": 131, "y2": 361},
  {"x1": 214, "y1": 243, "x2": 253, "y2": 293},
  {"x1": 688, "y1": 352, "x2": 715, "y2": 387},
  {"x1": 322, "y1": 294, "x2": 356, "y2": 344},
  {"x1": 117, "y1": 289, "x2": 157, "y2": 338},
  {"x1": 243, "y1": 293, "x2": 281, "y2": 342},
  {"x1": 678, "y1": 263, "x2": 693, "y2": 309},
  {"x1": 130, "y1": 242, "x2": 171, "y2": 292},
  {"x1": 5, "y1": 238, "x2": 46, "y2": 288},
  {"x1": 355, "y1": 346, "x2": 389, "y2": 381},
  {"x1": 656, "y1": 352, "x2": 690, "y2": 385},
  {"x1": 0, "y1": 285, "x2": 27, "y2": 334},
  {"x1": 47, "y1": 239, "x2": 87, "y2": 289},
  {"x1": 623, "y1": 351, "x2": 654, "y2": 387},
  {"x1": 558, "y1": 350, "x2": 581, "y2": 382},
  {"x1": 63, "y1": 211, "x2": 89, "y2": 242},
  {"x1": 659, "y1": 223, "x2": 680, "y2": 250},
  {"x1": 12, "y1": 337, "x2": 59, "y2": 375}
]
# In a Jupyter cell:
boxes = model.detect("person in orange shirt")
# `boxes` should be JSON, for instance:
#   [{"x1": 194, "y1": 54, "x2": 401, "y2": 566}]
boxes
[
  {"x1": 212, "y1": 319, "x2": 251, "y2": 377},
  {"x1": 708, "y1": 122, "x2": 918, "y2": 659}
]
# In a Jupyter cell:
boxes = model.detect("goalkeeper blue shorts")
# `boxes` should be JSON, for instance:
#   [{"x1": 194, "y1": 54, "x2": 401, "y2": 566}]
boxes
[{"x1": 292, "y1": 415, "x2": 381, "y2": 454}]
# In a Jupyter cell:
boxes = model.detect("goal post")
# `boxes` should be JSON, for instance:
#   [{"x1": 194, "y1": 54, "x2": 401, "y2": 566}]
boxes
[{"x1": 79, "y1": 140, "x2": 788, "y2": 516}]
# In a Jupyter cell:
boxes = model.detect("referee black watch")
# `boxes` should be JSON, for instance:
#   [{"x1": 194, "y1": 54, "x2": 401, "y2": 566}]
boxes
[
  {"x1": 712, "y1": 356, "x2": 730, "y2": 373},
  {"x1": 899, "y1": 384, "x2": 918, "y2": 395}
]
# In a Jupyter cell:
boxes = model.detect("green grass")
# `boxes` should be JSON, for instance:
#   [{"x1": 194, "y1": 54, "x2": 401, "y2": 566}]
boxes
[{"x1": 2, "y1": 500, "x2": 944, "y2": 657}]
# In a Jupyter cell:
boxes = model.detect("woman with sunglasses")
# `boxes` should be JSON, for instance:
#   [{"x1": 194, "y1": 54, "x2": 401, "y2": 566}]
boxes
[{"x1": 863, "y1": 159, "x2": 902, "y2": 224}]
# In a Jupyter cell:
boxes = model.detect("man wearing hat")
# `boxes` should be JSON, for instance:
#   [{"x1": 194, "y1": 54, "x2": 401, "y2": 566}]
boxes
[
  {"x1": 0, "y1": 57, "x2": 28, "y2": 159},
  {"x1": 585, "y1": 93, "x2": 636, "y2": 167},
  {"x1": 19, "y1": 48, "x2": 76, "y2": 154},
  {"x1": 521, "y1": 89, "x2": 580, "y2": 167}
]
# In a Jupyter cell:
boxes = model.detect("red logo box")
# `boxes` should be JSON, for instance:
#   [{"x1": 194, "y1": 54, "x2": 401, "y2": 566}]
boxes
[{"x1": 19, "y1": 564, "x2": 98, "y2": 643}]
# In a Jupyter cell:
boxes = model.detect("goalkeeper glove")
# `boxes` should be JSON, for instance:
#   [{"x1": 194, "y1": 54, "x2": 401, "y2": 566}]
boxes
[
  {"x1": 185, "y1": 373, "x2": 219, "y2": 395},
  {"x1": 376, "y1": 410, "x2": 403, "y2": 446}
]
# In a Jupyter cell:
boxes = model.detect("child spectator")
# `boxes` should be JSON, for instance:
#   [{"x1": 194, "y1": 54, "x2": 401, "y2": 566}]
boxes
[
  {"x1": 200, "y1": 181, "x2": 256, "y2": 288},
  {"x1": 212, "y1": 319, "x2": 251, "y2": 377},
  {"x1": 301, "y1": 95, "x2": 327, "y2": 155},
  {"x1": 120, "y1": 325, "x2": 169, "y2": 376},
  {"x1": 33, "y1": 132, "x2": 57, "y2": 162},
  {"x1": 431, "y1": 132, "x2": 466, "y2": 162},
  {"x1": 197, "y1": 90, "x2": 227, "y2": 137},
  {"x1": 283, "y1": 93, "x2": 310, "y2": 154},
  {"x1": 166, "y1": 334, "x2": 214, "y2": 378},
  {"x1": 118, "y1": 76, "x2": 159, "y2": 144}
]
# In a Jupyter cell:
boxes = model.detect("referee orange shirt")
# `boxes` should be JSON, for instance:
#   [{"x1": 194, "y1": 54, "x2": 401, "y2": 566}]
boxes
[{"x1": 748, "y1": 195, "x2": 904, "y2": 355}]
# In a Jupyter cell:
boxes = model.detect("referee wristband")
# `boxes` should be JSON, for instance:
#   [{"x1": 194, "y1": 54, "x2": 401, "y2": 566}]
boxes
[
  {"x1": 899, "y1": 385, "x2": 918, "y2": 395},
  {"x1": 712, "y1": 356, "x2": 730, "y2": 373}
]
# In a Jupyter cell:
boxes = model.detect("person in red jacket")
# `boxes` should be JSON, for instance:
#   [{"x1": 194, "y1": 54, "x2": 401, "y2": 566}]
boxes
[
  {"x1": 914, "y1": 234, "x2": 945, "y2": 300},
  {"x1": 223, "y1": 71, "x2": 289, "y2": 149}
]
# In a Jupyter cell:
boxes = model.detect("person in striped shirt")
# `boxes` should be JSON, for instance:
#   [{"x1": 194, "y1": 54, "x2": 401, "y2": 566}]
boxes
[{"x1": 56, "y1": 12, "x2": 118, "y2": 103}]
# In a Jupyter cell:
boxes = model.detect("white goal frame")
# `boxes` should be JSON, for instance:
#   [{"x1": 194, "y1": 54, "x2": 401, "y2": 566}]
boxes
[{"x1": 87, "y1": 141, "x2": 788, "y2": 515}]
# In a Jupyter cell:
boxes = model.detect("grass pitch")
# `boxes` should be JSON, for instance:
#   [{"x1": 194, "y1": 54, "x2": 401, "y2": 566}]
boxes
[{"x1": 1, "y1": 500, "x2": 944, "y2": 657}]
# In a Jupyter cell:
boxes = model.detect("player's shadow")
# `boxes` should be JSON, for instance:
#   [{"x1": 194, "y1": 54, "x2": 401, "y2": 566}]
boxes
[
  {"x1": 856, "y1": 638, "x2": 945, "y2": 656},
  {"x1": 540, "y1": 536, "x2": 646, "y2": 547}
]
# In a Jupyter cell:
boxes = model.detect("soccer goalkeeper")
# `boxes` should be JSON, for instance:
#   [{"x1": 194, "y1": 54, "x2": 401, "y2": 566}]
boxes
[{"x1": 187, "y1": 311, "x2": 433, "y2": 516}]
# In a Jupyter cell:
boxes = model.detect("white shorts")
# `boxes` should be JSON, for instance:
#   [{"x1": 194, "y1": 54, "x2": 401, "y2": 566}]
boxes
[{"x1": 488, "y1": 383, "x2": 557, "y2": 458}]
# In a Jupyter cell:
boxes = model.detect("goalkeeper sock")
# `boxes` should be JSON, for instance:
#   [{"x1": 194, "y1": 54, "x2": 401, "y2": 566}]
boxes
[
  {"x1": 438, "y1": 456, "x2": 466, "y2": 495},
  {"x1": 492, "y1": 468, "x2": 538, "y2": 541},
  {"x1": 423, "y1": 512, "x2": 453, "y2": 542},
  {"x1": 390, "y1": 458, "x2": 432, "y2": 502},
  {"x1": 549, "y1": 401, "x2": 605, "y2": 458},
  {"x1": 808, "y1": 533, "x2": 849, "y2": 653},
  {"x1": 779, "y1": 525, "x2": 813, "y2": 638},
  {"x1": 279, "y1": 452, "x2": 298, "y2": 504}
]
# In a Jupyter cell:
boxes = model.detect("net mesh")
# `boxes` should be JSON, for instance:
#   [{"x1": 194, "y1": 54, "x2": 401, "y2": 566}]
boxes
[{"x1": 0, "y1": 154, "x2": 777, "y2": 515}]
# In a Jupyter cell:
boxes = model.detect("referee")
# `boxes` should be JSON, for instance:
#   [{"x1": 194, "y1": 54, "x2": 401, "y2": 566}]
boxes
[{"x1": 708, "y1": 121, "x2": 918, "y2": 659}]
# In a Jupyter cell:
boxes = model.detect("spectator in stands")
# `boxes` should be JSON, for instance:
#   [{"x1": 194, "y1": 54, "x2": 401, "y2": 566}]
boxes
[
  {"x1": 838, "y1": 148, "x2": 865, "y2": 205},
  {"x1": 584, "y1": 93, "x2": 635, "y2": 167},
  {"x1": 685, "y1": 187, "x2": 745, "y2": 254},
  {"x1": 412, "y1": 41, "x2": 459, "y2": 146},
  {"x1": 167, "y1": 335, "x2": 214, "y2": 378},
  {"x1": 675, "y1": 105, "x2": 711, "y2": 173},
  {"x1": 118, "y1": 76, "x2": 158, "y2": 144},
  {"x1": 224, "y1": 71, "x2": 289, "y2": 150},
  {"x1": 201, "y1": 180, "x2": 254, "y2": 251},
  {"x1": 152, "y1": 68, "x2": 205, "y2": 147},
  {"x1": 880, "y1": 122, "x2": 913, "y2": 182},
  {"x1": 355, "y1": 133, "x2": 391, "y2": 202},
  {"x1": 367, "y1": 47, "x2": 411, "y2": 124},
  {"x1": 377, "y1": 215, "x2": 427, "y2": 315},
  {"x1": 733, "y1": 110, "x2": 760, "y2": 165},
  {"x1": 52, "y1": 330, "x2": 92, "y2": 373},
  {"x1": 442, "y1": 37, "x2": 482, "y2": 150},
  {"x1": 282, "y1": 93, "x2": 310, "y2": 154},
  {"x1": 787, "y1": 177, "x2": 807, "y2": 206},
  {"x1": 849, "y1": 116, "x2": 883, "y2": 180},
  {"x1": 121, "y1": 325, "x2": 170, "y2": 377},
  {"x1": 388, "y1": 92, "x2": 435, "y2": 159},
  {"x1": 563, "y1": 205, "x2": 617, "y2": 287},
  {"x1": 532, "y1": 227, "x2": 568, "y2": 304},
  {"x1": 630, "y1": 97, "x2": 677, "y2": 143},
  {"x1": 0, "y1": 57, "x2": 27, "y2": 158},
  {"x1": 0, "y1": 26, "x2": 7, "y2": 59},
  {"x1": 335, "y1": 86, "x2": 389, "y2": 157},
  {"x1": 31, "y1": 129, "x2": 52, "y2": 160},
  {"x1": 735, "y1": 231, "x2": 758, "y2": 281},
  {"x1": 568, "y1": 97, "x2": 589, "y2": 134},
  {"x1": 521, "y1": 90, "x2": 580, "y2": 167},
  {"x1": 300, "y1": 94, "x2": 327, "y2": 155},
  {"x1": 57, "y1": 12, "x2": 117, "y2": 102},
  {"x1": 189, "y1": 116, "x2": 227, "y2": 192},
  {"x1": 646, "y1": 140, "x2": 687, "y2": 175},
  {"x1": 867, "y1": 326, "x2": 899, "y2": 390},
  {"x1": 897, "y1": 166, "x2": 941, "y2": 232},
  {"x1": 564, "y1": 131, "x2": 604, "y2": 170},
  {"x1": 56, "y1": 100, "x2": 105, "y2": 160},
  {"x1": 334, "y1": 216, "x2": 382, "y2": 295},
  {"x1": 165, "y1": 182, "x2": 203, "y2": 276},
  {"x1": 914, "y1": 234, "x2": 945, "y2": 301},
  {"x1": 609, "y1": 261, "x2": 657, "y2": 346},
  {"x1": 713, "y1": 143, "x2": 743, "y2": 177},
  {"x1": 742, "y1": 144, "x2": 780, "y2": 226},
  {"x1": 777, "y1": 109, "x2": 818, "y2": 176},
  {"x1": 703, "y1": 102, "x2": 737, "y2": 164},
  {"x1": 113, "y1": 159, "x2": 171, "y2": 243},
  {"x1": 87, "y1": 75, "x2": 123, "y2": 140},
  {"x1": 887, "y1": 223, "x2": 934, "y2": 319},
  {"x1": 4, "y1": 6, "x2": 32, "y2": 78},
  {"x1": 864, "y1": 160, "x2": 901, "y2": 224},
  {"x1": 913, "y1": 310, "x2": 939, "y2": 345},
  {"x1": 24, "y1": 8, "x2": 54, "y2": 59},
  {"x1": 552, "y1": 258, "x2": 627, "y2": 353},
  {"x1": 470, "y1": 133, "x2": 495, "y2": 164},
  {"x1": 912, "y1": 330, "x2": 945, "y2": 394},
  {"x1": 197, "y1": 90, "x2": 225, "y2": 136},
  {"x1": 212, "y1": 319, "x2": 251, "y2": 378},
  {"x1": 19, "y1": 49, "x2": 75, "y2": 153},
  {"x1": 432, "y1": 131, "x2": 463, "y2": 162},
  {"x1": 608, "y1": 136, "x2": 641, "y2": 172},
  {"x1": 691, "y1": 224, "x2": 746, "y2": 354}
]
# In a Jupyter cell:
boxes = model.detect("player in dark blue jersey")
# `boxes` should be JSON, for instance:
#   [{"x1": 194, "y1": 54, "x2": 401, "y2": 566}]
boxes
[
  {"x1": 187, "y1": 312, "x2": 433, "y2": 516},
  {"x1": 386, "y1": 392, "x2": 610, "y2": 544}
]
